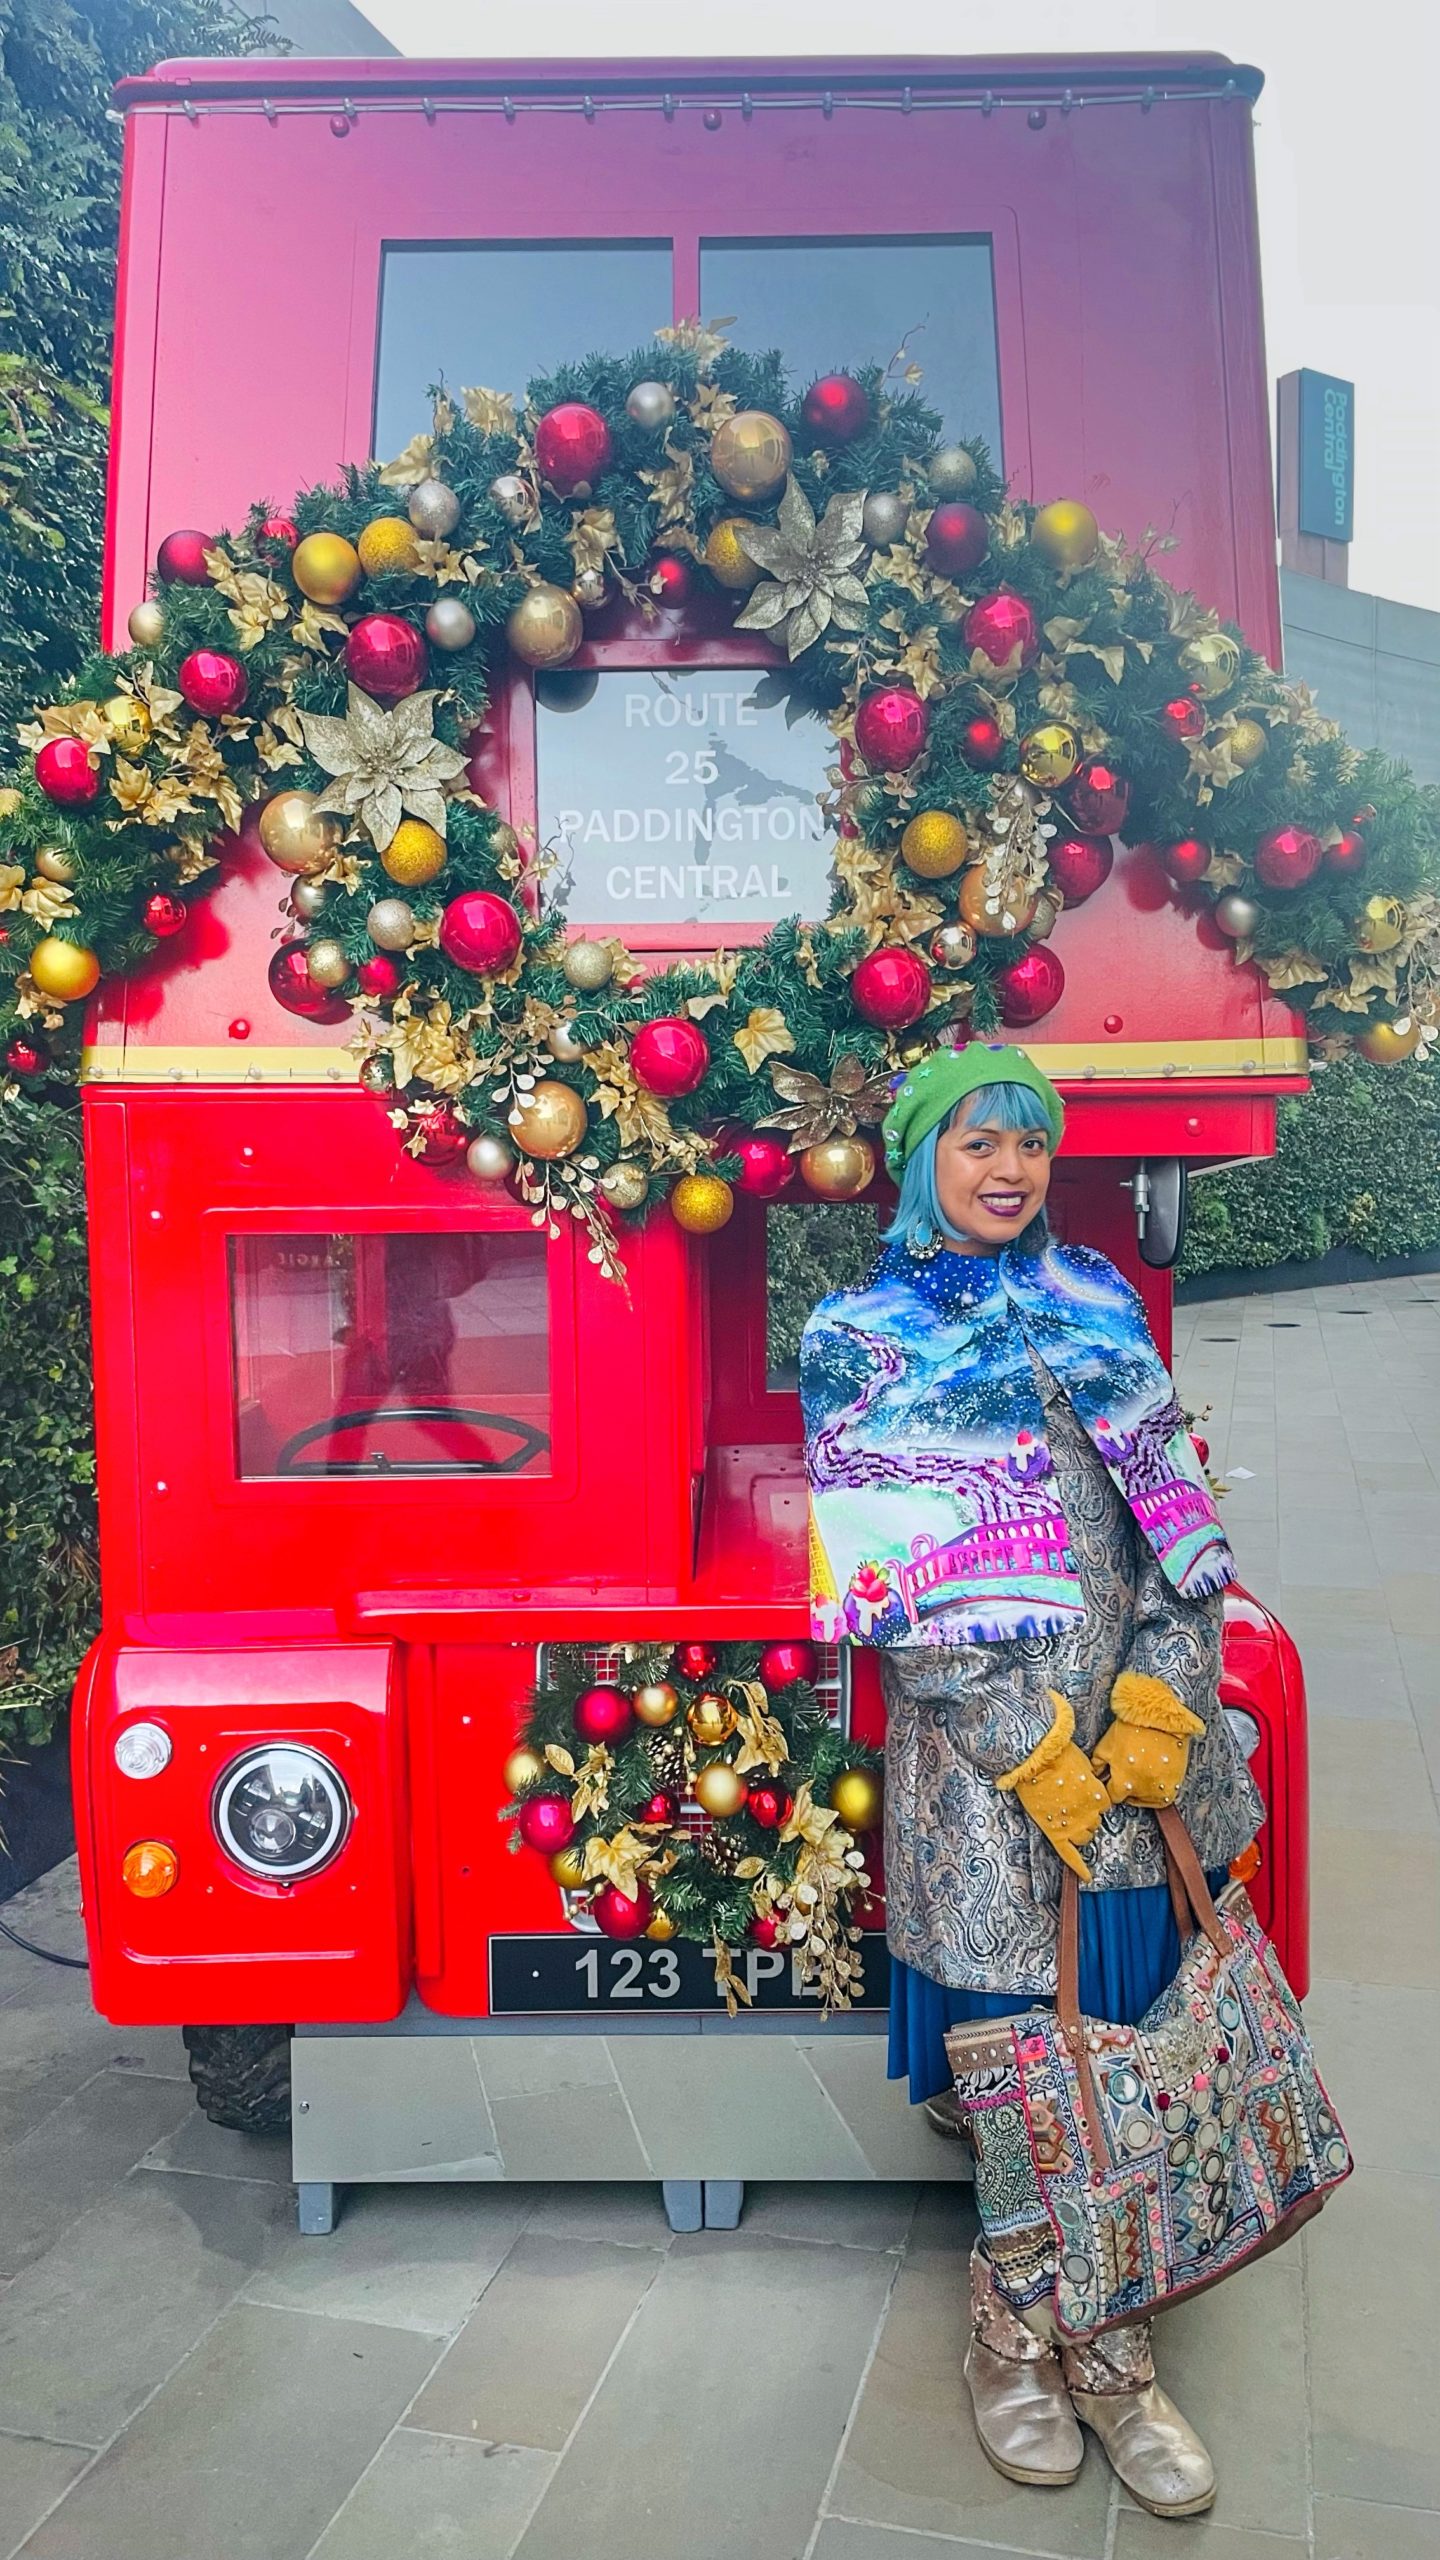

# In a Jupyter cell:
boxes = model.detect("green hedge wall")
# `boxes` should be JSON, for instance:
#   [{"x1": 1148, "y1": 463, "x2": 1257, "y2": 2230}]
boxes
[{"x1": 1179, "y1": 1054, "x2": 1440, "y2": 1279}]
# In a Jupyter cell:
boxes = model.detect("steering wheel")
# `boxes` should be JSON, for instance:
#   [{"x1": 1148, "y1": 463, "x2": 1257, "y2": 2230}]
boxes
[{"x1": 274, "y1": 1402, "x2": 550, "y2": 1477}]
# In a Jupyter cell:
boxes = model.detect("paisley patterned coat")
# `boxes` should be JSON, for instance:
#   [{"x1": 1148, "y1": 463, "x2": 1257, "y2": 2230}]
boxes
[{"x1": 880, "y1": 1358, "x2": 1264, "y2": 1998}]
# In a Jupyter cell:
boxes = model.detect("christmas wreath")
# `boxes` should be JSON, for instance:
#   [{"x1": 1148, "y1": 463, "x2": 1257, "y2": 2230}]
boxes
[
  {"x1": 503, "y1": 1636, "x2": 881, "y2": 2004},
  {"x1": 3, "y1": 318, "x2": 1438, "y2": 1275}
]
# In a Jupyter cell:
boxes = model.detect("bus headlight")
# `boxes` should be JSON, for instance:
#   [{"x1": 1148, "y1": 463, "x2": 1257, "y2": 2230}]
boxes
[
  {"x1": 1223, "y1": 1706, "x2": 1263, "y2": 1761},
  {"x1": 114, "y1": 1721, "x2": 172, "y2": 1778},
  {"x1": 213, "y1": 1747, "x2": 350, "y2": 1880}
]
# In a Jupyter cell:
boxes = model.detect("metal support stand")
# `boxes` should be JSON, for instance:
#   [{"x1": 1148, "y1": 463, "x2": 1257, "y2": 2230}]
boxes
[
  {"x1": 703, "y1": 2178, "x2": 743, "y2": 2229},
  {"x1": 661, "y1": 2179, "x2": 703, "y2": 2232},
  {"x1": 297, "y1": 2180, "x2": 339, "y2": 2235}
]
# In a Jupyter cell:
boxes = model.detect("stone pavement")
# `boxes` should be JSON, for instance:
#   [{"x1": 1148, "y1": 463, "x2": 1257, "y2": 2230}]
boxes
[{"x1": 0, "y1": 1274, "x2": 1437, "y2": 2560}]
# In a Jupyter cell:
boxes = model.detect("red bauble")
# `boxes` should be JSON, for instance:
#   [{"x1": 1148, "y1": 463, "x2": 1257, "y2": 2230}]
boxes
[
  {"x1": 35, "y1": 735, "x2": 99, "y2": 806},
  {"x1": 675, "y1": 1641, "x2": 716, "y2": 1681},
  {"x1": 749, "y1": 1911, "x2": 784, "y2": 1949},
  {"x1": 630, "y1": 1015, "x2": 709, "y2": 1096},
  {"x1": 758, "y1": 1638, "x2": 818, "y2": 1690},
  {"x1": 1254, "y1": 824, "x2": 1323, "y2": 891},
  {"x1": 344, "y1": 613, "x2": 427, "y2": 701},
  {"x1": 4, "y1": 1033, "x2": 48, "y2": 1081},
  {"x1": 573, "y1": 1685, "x2": 636, "y2": 1748},
  {"x1": 854, "y1": 685, "x2": 929, "y2": 772},
  {"x1": 178, "y1": 648, "x2": 247, "y2": 716},
  {"x1": 517, "y1": 1793, "x2": 576, "y2": 1853},
  {"x1": 851, "y1": 945, "x2": 931, "y2": 1030},
  {"x1": 1046, "y1": 833, "x2": 1113, "y2": 905},
  {"x1": 357, "y1": 952, "x2": 402, "y2": 998},
  {"x1": 438, "y1": 889, "x2": 524, "y2": 975},
  {"x1": 593, "y1": 1883, "x2": 654, "y2": 1940},
  {"x1": 640, "y1": 1789, "x2": 680, "y2": 1827},
  {"x1": 962, "y1": 590, "x2": 1039, "y2": 670},
  {"x1": 1324, "y1": 829, "x2": 1367, "y2": 877},
  {"x1": 1158, "y1": 837, "x2": 1213, "y2": 884},
  {"x1": 155, "y1": 528, "x2": 211, "y2": 585},
  {"x1": 721, "y1": 1128, "x2": 795, "y2": 1199},
  {"x1": 267, "y1": 942, "x2": 349, "y2": 1022},
  {"x1": 1158, "y1": 694, "x2": 1206, "y2": 742},
  {"x1": 924, "y1": 502, "x2": 989, "y2": 580},
  {"x1": 1065, "y1": 758, "x2": 1130, "y2": 836},
  {"x1": 142, "y1": 892, "x2": 187, "y2": 938},
  {"x1": 1190, "y1": 1432, "x2": 1210, "y2": 1469},
  {"x1": 747, "y1": 1784, "x2": 795, "y2": 1832},
  {"x1": 959, "y1": 713, "x2": 1006, "y2": 769},
  {"x1": 535, "y1": 402, "x2": 613, "y2": 493},
  {"x1": 997, "y1": 946, "x2": 1066, "y2": 1027},
  {"x1": 412, "y1": 1103, "x2": 469, "y2": 1167},
  {"x1": 258, "y1": 514, "x2": 299, "y2": 548},
  {"x1": 646, "y1": 552, "x2": 695, "y2": 609},
  {"x1": 802, "y1": 373, "x2": 871, "y2": 442}
]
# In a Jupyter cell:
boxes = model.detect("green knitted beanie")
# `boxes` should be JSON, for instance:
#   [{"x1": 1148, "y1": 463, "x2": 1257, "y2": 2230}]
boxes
[{"x1": 881, "y1": 1041, "x2": 1066, "y2": 1176}]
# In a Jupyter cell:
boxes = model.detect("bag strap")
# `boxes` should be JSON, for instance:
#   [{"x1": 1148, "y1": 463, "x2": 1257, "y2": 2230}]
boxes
[{"x1": 1155, "y1": 1805, "x2": 1230, "y2": 1959}]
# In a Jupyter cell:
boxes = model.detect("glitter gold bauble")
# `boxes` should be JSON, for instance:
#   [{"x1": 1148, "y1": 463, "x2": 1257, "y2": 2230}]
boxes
[
  {"x1": 901, "y1": 809, "x2": 970, "y2": 879},
  {"x1": 1018, "y1": 721, "x2": 1081, "y2": 789},
  {"x1": 408, "y1": 477, "x2": 462, "y2": 539},
  {"x1": 258, "y1": 789, "x2": 342, "y2": 876},
  {"x1": 862, "y1": 490, "x2": 910, "y2": 547},
  {"x1": 380, "y1": 817, "x2": 447, "y2": 887},
  {"x1": 507, "y1": 584, "x2": 583, "y2": 669},
  {"x1": 1031, "y1": 499, "x2": 1099, "y2": 571},
  {"x1": 550, "y1": 1844, "x2": 589, "y2": 1889},
  {"x1": 1356, "y1": 1016, "x2": 1421, "y2": 1065},
  {"x1": 466, "y1": 1133, "x2": 515, "y2": 1181},
  {"x1": 563, "y1": 937, "x2": 613, "y2": 992},
  {"x1": 599, "y1": 1159, "x2": 649, "y2": 1211},
  {"x1": 928, "y1": 445, "x2": 978, "y2": 498},
  {"x1": 292, "y1": 531, "x2": 362, "y2": 605},
  {"x1": 1228, "y1": 717, "x2": 1268, "y2": 769},
  {"x1": 693, "y1": 1761, "x2": 748, "y2": 1818},
  {"x1": 710, "y1": 410, "x2": 792, "y2": 503},
  {"x1": 670, "y1": 1172, "x2": 735, "y2": 1234},
  {"x1": 959, "y1": 867, "x2": 1040, "y2": 938},
  {"x1": 1355, "y1": 893, "x2": 1405, "y2": 954},
  {"x1": 503, "y1": 1745, "x2": 546, "y2": 1794},
  {"x1": 28, "y1": 936, "x2": 100, "y2": 1003},
  {"x1": 35, "y1": 845, "x2": 77, "y2": 884},
  {"x1": 366, "y1": 896, "x2": 416, "y2": 949},
  {"x1": 645, "y1": 1908, "x2": 679, "y2": 1942},
  {"x1": 633, "y1": 1681, "x2": 680, "y2": 1728},
  {"x1": 829, "y1": 1767, "x2": 883, "y2": 1831},
  {"x1": 127, "y1": 599, "x2": 165, "y2": 649},
  {"x1": 1178, "y1": 631, "x2": 1241, "y2": 699},
  {"x1": 800, "y1": 1135, "x2": 876, "y2": 1199},
  {"x1": 704, "y1": 518, "x2": 764, "y2": 589},
  {"x1": 303, "y1": 937, "x2": 350, "y2": 991},
  {"x1": 357, "y1": 515, "x2": 420, "y2": 577},
  {"x1": 102, "y1": 693, "x2": 152, "y2": 754},
  {"x1": 0, "y1": 788, "x2": 21, "y2": 818},
  {"x1": 687, "y1": 1692, "x2": 737, "y2": 1748},
  {"x1": 931, "y1": 921, "x2": 978, "y2": 970},
  {"x1": 510, "y1": 1078, "x2": 588, "y2": 1160}
]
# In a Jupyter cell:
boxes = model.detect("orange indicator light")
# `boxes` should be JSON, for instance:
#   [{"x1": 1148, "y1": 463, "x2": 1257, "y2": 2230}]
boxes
[{"x1": 122, "y1": 1840, "x2": 179, "y2": 1897}]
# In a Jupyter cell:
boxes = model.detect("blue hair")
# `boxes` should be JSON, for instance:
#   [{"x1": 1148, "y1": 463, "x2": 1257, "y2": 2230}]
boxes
[{"x1": 883, "y1": 1080, "x2": 1053, "y2": 1252}]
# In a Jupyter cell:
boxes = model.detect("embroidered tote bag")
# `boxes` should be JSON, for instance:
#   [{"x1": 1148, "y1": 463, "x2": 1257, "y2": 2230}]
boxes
[{"x1": 946, "y1": 1807, "x2": 1352, "y2": 2339}]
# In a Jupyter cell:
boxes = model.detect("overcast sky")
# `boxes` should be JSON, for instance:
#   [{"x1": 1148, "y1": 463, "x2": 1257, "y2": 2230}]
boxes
[{"x1": 357, "y1": 0, "x2": 1437, "y2": 613}]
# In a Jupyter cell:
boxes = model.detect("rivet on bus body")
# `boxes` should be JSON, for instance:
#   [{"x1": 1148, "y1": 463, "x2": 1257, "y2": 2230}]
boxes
[
  {"x1": 1028, "y1": 107, "x2": 1048, "y2": 130},
  {"x1": 461, "y1": 1715, "x2": 472, "y2": 1726},
  {"x1": 242, "y1": 1146, "x2": 254, "y2": 1160},
  {"x1": 1103, "y1": 1014, "x2": 1123, "y2": 1034},
  {"x1": 229, "y1": 1018, "x2": 250, "y2": 1040},
  {"x1": 155, "y1": 1482, "x2": 167, "y2": 1495},
  {"x1": 149, "y1": 1209, "x2": 162, "y2": 1222},
  {"x1": 703, "y1": 108, "x2": 722, "y2": 130},
  {"x1": 1163, "y1": 1063, "x2": 1177, "y2": 1077},
  {"x1": 1187, "y1": 1117, "x2": 1201, "y2": 1133}
]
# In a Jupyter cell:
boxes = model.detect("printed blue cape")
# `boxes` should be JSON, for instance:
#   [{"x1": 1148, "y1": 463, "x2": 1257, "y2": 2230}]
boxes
[{"x1": 799, "y1": 1239, "x2": 1234, "y2": 1648}]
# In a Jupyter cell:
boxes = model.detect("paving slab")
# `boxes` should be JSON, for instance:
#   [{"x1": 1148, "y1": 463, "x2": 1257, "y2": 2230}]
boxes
[
  {"x1": 1307, "y1": 2168, "x2": 1440, "y2": 2508},
  {"x1": 309, "y1": 2430, "x2": 555, "y2": 2560},
  {"x1": 407, "y1": 2230, "x2": 664, "y2": 2451},
  {"x1": 1302, "y1": 1979, "x2": 1440, "y2": 2175},
  {"x1": 1308, "y1": 1827, "x2": 1440, "y2": 1987},
  {"x1": 0, "y1": 2069, "x2": 194, "y2": 2281},
  {"x1": 1125, "y1": 2241, "x2": 1309, "y2": 2537},
  {"x1": 1313, "y1": 2496, "x2": 1440, "y2": 2559},
  {"x1": 0, "y1": 2436, "x2": 91, "y2": 2560},
  {"x1": 241, "y1": 2181, "x2": 534, "y2": 2335},
  {"x1": 1113, "y1": 2520, "x2": 1305, "y2": 2559}
]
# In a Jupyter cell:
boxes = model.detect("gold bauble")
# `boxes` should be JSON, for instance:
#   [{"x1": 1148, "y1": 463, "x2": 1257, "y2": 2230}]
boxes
[
  {"x1": 693, "y1": 1761, "x2": 748, "y2": 1819},
  {"x1": 510, "y1": 1078, "x2": 588, "y2": 1160},
  {"x1": 507, "y1": 584, "x2": 583, "y2": 669},
  {"x1": 829, "y1": 1767, "x2": 883, "y2": 1832},
  {"x1": 600, "y1": 1159, "x2": 649, "y2": 1211},
  {"x1": 0, "y1": 787, "x2": 22, "y2": 818},
  {"x1": 356, "y1": 515, "x2": 420, "y2": 577},
  {"x1": 304, "y1": 937, "x2": 351, "y2": 991},
  {"x1": 704, "y1": 518, "x2": 764, "y2": 590},
  {"x1": 800, "y1": 1135, "x2": 876, "y2": 1199},
  {"x1": 959, "y1": 866, "x2": 1040, "y2": 938},
  {"x1": 366, "y1": 896, "x2": 415, "y2": 950},
  {"x1": 1031, "y1": 499, "x2": 1100, "y2": 571},
  {"x1": 645, "y1": 1908, "x2": 679, "y2": 1943},
  {"x1": 1356, "y1": 1017, "x2": 1422, "y2": 1066},
  {"x1": 571, "y1": 564, "x2": 610, "y2": 611},
  {"x1": 35, "y1": 845, "x2": 77, "y2": 885},
  {"x1": 710, "y1": 410, "x2": 792, "y2": 503},
  {"x1": 258, "y1": 789, "x2": 342, "y2": 876},
  {"x1": 563, "y1": 937, "x2": 613, "y2": 992},
  {"x1": 901, "y1": 810, "x2": 970, "y2": 879},
  {"x1": 633, "y1": 1681, "x2": 680, "y2": 1727},
  {"x1": 503, "y1": 1745, "x2": 546, "y2": 1794},
  {"x1": 102, "y1": 693, "x2": 152, "y2": 754},
  {"x1": 546, "y1": 1018, "x2": 587, "y2": 1063},
  {"x1": 550, "y1": 1844, "x2": 589, "y2": 1890},
  {"x1": 1178, "y1": 631, "x2": 1241, "y2": 699},
  {"x1": 127, "y1": 599, "x2": 166, "y2": 649},
  {"x1": 929, "y1": 444, "x2": 979, "y2": 498},
  {"x1": 1355, "y1": 893, "x2": 1405, "y2": 954},
  {"x1": 466, "y1": 1133, "x2": 515, "y2": 1182},
  {"x1": 687, "y1": 1692, "x2": 737, "y2": 1748},
  {"x1": 1018, "y1": 721, "x2": 1081, "y2": 789},
  {"x1": 380, "y1": 817, "x2": 447, "y2": 888},
  {"x1": 292, "y1": 531, "x2": 362, "y2": 605},
  {"x1": 28, "y1": 936, "x2": 100, "y2": 1003},
  {"x1": 1227, "y1": 718, "x2": 1268, "y2": 769},
  {"x1": 670, "y1": 1172, "x2": 735, "y2": 1235},
  {"x1": 931, "y1": 921, "x2": 978, "y2": 970}
]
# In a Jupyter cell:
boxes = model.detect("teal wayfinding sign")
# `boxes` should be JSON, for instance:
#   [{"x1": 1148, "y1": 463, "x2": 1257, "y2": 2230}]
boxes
[{"x1": 1297, "y1": 370, "x2": 1354, "y2": 544}]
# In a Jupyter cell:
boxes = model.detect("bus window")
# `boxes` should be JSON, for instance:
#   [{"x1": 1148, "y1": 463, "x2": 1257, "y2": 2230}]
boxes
[
  {"x1": 766, "y1": 1201, "x2": 880, "y2": 1392},
  {"x1": 229, "y1": 1230, "x2": 551, "y2": 1480},
  {"x1": 700, "y1": 235, "x2": 1002, "y2": 456}
]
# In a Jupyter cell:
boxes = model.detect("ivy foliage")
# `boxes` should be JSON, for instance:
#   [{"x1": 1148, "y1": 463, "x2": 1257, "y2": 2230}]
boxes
[{"x1": 1181, "y1": 1053, "x2": 1440, "y2": 1278}]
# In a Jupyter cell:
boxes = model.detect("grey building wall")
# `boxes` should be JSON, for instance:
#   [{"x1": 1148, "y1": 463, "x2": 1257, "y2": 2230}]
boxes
[
  {"x1": 261, "y1": 0, "x2": 396, "y2": 50},
  {"x1": 1282, "y1": 568, "x2": 1440, "y2": 785}
]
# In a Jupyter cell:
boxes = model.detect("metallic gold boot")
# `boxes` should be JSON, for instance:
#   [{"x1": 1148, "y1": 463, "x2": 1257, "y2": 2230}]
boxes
[
  {"x1": 965, "y1": 2246, "x2": 1084, "y2": 2489},
  {"x1": 1061, "y1": 2324, "x2": 1216, "y2": 2518}
]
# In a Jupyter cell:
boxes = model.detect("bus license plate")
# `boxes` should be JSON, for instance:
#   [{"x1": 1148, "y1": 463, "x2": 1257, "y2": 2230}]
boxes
[{"x1": 488, "y1": 1931, "x2": 890, "y2": 2014}]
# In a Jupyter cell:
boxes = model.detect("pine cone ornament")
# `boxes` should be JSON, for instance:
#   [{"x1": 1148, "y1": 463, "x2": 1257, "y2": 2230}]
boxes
[
  {"x1": 645, "y1": 1730, "x2": 688, "y2": 1794},
  {"x1": 702, "y1": 1830, "x2": 745, "y2": 1875}
]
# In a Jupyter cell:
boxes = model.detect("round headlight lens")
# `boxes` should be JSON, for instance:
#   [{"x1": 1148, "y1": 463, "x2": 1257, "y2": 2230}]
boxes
[
  {"x1": 1223, "y1": 1706, "x2": 1263, "y2": 1761},
  {"x1": 114, "y1": 1721, "x2": 172, "y2": 1779},
  {"x1": 214, "y1": 1747, "x2": 350, "y2": 1880}
]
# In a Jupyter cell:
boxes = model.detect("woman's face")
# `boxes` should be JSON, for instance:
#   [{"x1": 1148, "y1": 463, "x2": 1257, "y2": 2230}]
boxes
[{"x1": 933, "y1": 1106, "x2": 1052, "y2": 1250}]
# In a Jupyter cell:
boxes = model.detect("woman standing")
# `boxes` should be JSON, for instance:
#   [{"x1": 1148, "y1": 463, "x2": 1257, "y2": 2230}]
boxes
[{"x1": 800, "y1": 1043, "x2": 1262, "y2": 2520}]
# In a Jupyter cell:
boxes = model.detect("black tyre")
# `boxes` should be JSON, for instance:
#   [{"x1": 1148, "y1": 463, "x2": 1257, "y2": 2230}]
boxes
[{"x1": 182, "y1": 2023, "x2": 293, "y2": 2133}]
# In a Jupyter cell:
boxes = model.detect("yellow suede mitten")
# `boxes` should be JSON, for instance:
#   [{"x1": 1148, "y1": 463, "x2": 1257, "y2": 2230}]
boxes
[
  {"x1": 1091, "y1": 1670, "x2": 1206, "y2": 1810},
  {"x1": 995, "y1": 1691, "x2": 1111, "y2": 1880}
]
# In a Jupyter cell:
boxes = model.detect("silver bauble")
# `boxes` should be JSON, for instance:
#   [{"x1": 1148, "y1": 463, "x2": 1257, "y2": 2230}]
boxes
[
  {"x1": 466, "y1": 1132, "x2": 515, "y2": 1182},
  {"x1": 625, "y1": 379, "x2": 676, "y2": 432},
  {"x1": 425, "y1": 595, "x2": 477, "y2": 651},
  {"x1": 359, "y1": 1053, "x2": 395, "y2": 1095},
  {"x1": 928, "y1": 444, "x2": 979, "y2": 497},
  {"x1": 407, "y1": 476, "x2": 461, "y2": 539},
  {"x1": 305, "y1": 937, "x2": 351, "y2": 991},
  {"x1": 600, "y1": 1159, "x2": 649, "y2": 1210},
  {"x1": 1029, "y1": 891, "x2": 1063, "y2": 943},
  {"x1": 366, "y1": 896, "x2": 416, "y2": 951},
  {"x1": 290, "y1": 878, "x2": 329, "y2": 922},
  {"x1": 127, "y1": 599, "x2": 165, "y2": 649},
  {"x1": 488, "y1": 472, "x2": 530, "y2": 525},
  {"x1": 546, "y1": 1018, "x2": 587, "y2": 1063},
  {"x1": 862, "y1": 491, "x2": 911, "y2": 548},
  {"x1": 1214, "y1": 891, "x2": 1261, "y2": 940},
  {"x1": 561, "y1": 937, "x2": 613, "y2": 993},
  {"x1": 571, "y1": 564, "x2": 609, "y2": 611}
]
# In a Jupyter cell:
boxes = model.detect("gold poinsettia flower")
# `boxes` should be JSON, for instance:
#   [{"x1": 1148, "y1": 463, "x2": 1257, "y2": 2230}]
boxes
[
  {"x1": 20, "y1": 877, "x2": 76, "y2": 924},
  {"x1": 656, "y1": 314, "x2": 733, "y2": 367},
  {"x1": 299, "y1": 684, "x2": 466, "y2": 854},
  {"x1": 759, "y1": 1054, "x2": 894, "y2": 1150},
  {"x1": 734, "y1": 477, "x2": 869, "y2": 661},
  {"x1": 377, "y1": 431, "x2": 435, "y2": 489},
  {"x1": 0, "y1": 865, "x2": 26, "y2": 912},
  {"x1": 205, "y1": 550, "x2": 290, "y2": 650},
  {"x1": 582, "y1": 1827, "x2": 650, "y2": 1900},
  {"x1": 461, "y1": 385, "x2": 517, "y2": 437}
]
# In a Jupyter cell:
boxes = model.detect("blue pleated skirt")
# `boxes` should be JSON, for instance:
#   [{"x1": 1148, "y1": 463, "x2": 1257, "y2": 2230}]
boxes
[{"x1": 887, "y1": 1870, "x2": 1229, "y2": 2104}]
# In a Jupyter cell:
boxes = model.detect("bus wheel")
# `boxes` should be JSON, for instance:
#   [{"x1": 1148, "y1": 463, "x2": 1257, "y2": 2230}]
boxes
[{"x1": 182, "y1": 2024, "x2": 293, "y2": 2132}]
